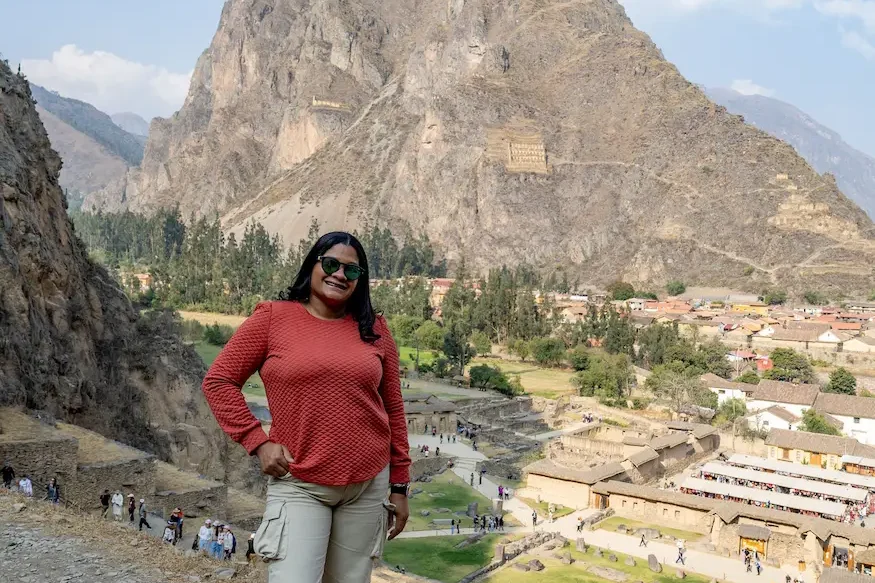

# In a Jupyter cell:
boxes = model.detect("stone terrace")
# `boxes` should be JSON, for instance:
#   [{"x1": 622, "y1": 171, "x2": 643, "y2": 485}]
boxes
[
  {"x1": 0, "y1": 409, "x2": 78, "y2": 491},
  {"x1": 153, "y1": 461, "x2": 227, "y2": 520}
]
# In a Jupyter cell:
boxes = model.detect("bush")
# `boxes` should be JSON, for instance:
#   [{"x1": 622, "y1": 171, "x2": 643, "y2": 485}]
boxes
[
  {"x1": 631, "y1": 397, "x2": 651, "y2": 410},
  {"x1": 180, "y1": 319, "x2": 205, "y2": 342},
  {"x1": 566, "y1": 347, "x2": 591, "y2": 371},
  {"x1": 666, "y1": 281, "x2": 686, "y2": 296},
  {"x1": 468, "y1": 364, "x2": 522, "y2": 396},
  {"x1": 742, "y1": 266, "x2": 755, "y2": 276},
  {"x1": 607, "y1": 281, "x2": 635, "y2": 301},
  {"x1": 529, "y1": 337, "x2": 566, "y2": 367},
  {"x1": 824, "y1": 367, "x2": 857, "y2": 396},
  {"x1": 203, "y1": 322, "x2": 235, "y2": 346},
  {"x1": 470, "y1": 330, "x2": 492, "y2": 356},
  {"x1": 735, "y1": 370, "x2": 761, "y2": 385},
  {"x1": 762, "y1": 289, "x2": 788, "y2": 305},
  {"x1": 434, "y1": 357, "x2": 451, "y2": 379}
]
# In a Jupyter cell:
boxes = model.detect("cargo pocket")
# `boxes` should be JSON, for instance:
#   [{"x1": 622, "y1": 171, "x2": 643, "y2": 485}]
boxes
[
  {"x1": 254, "y1": 500, "x2": 288, "y2": 562},
  {"x1": 370, "y1": 500, "x2": 394, "y2": 559}
]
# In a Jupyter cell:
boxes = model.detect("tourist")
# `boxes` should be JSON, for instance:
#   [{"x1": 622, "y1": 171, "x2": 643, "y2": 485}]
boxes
[
  {"x1": 224, "y1": 526, "x2": 236, "y2": 560},
  {"x1": 216, "y1": 524, "x2": 227, "y2": 560},
  {"x1": 479, "y1": 472, "x2": 482, "y2": 486},
  {"x1": 100, "y1": 489, "x2": 111, "y2": 519},
  {"x1": 498, "y1": 515, "x2": 504, "y2": 531},
  {"x1": 577, "y1": 516, "x2": 583, "y2": 533},
  {"x1": 18, "y1": 475, "x2": 32, "y2": 497},
  {"x1": 452, "y1": 435, "x2": 456, "y2": 443},
  {"x1": 432, "y1": 427, "x2": 436, "y2": 437},
  {"x1": 472, "y1": 440, "x2": 478, "y2": 452},
  {"x1": 532, "y1": 510, "x2": 537, "y2": 527},
  {"x1": 163, "y1": 520, "x2": 176, "y2": 544},
  {"x1": 440, "y1": 433, "x2": 443, "y2": 444},
  {"x1": 451, "y1": 518, "x2": 456, "y2": 534},
  {"x1": 46, "y1": 478, "x2": 60, "y2": 504},
  {"x1": 111, "y1": 490, "x2": 124, "y2": 521},
  {"x1": 498, "y1": 485, "x2": 504, "y2": 498},
  {"x1": 470, "y1": 472, "x2": 474, "y2": 486},
  {"x1": 786, "y1": 574, "x2": 792, "y2": 583},
  {"x1": 755, "y1": 558, "x2": 762, "y2": 575},
  {"x1": 424, "y1": 424, "x2": 428, "y2": 434},
  {"x1": 138, "y1": 499, "x2": 151, "y2": 531},
  {"x1": 202, "y1": 232, "x2": 411, "y2": 583},
  {"x1": 127, "y1": 494, "x2": 136, "y2": 523},
  {"x1": 505, "y1": 487, "x2": 511, "y2": 500},
  {"x1": 639, "y1": 534, "x2": 647, "y2": 547},
  {"x1": 676, "y1": 540, "x2": 685, "y2": 565},
  {"x1": 1, "y1": 461, "x2": 14, "y2": 489},
  {"x1": 246, "y1": 532, "x2": 256, "y2": 564},
  {"x1": 548, "y1": 510, "x2": 554, "y2": 523},
  {"x1": 169, "y1": 508, "x2": 183, "y2": 544},
  {"x1": 199, "y1": 519, "x2": 213, "y2": 554}
]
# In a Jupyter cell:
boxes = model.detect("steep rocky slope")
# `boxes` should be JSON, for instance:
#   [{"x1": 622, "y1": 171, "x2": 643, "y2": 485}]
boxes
[
  {"x1": 96, "y1": 0, "x2": 875, "y2": 295},
  {"x1": 707, "y1": 87, "x2": 875, "y2": 220},
  {"x1": 111, "y1": 112, "x2": 150, "y2": 138},
  {"x1": 0, "y1": 63, "x2": 233, "y2": 481}
]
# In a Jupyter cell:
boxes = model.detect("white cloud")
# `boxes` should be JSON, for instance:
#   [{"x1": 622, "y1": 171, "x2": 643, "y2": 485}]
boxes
[
  {"x1": 20, "y1": 44, "x2": 191, "y2": 119},
  {"x1": 815, "y1": 0, "x2": 875, "y2": 31},
  {"x1": 841, "y1": 27, "x2": 875, "y2": 57},
  {"x1": 730, "y1": 79, "x2": 777, "y2": 96},
  {"x1": 620, "y1": 0, "x2": 804, "y2": 16}
]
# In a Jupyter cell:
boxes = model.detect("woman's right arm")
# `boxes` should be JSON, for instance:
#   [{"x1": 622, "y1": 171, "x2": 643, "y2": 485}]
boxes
[{"x1": 202, "y1": 302, "x2": 272, "y2": 454}]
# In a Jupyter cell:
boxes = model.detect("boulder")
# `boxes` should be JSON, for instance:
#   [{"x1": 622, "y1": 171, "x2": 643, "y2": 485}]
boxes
[
  {"x1": 594, "y1": 547, "x2": 603, "y2": 557},
  {"x1": 467, "y1": 502, "x2": 478, "y2": 517},
  {"x1": 513, "y1": 563, "x2": 530, "y2": 572},
  {"x1": 435, "y1": 508, "x2": 451, "y2": 514},
  {"x1": 676, "y1": 570, "x2": 686, "y2": 579},
  {"x1": 624, "y1": 557, "x2": 636, "y2": 567},
  {"x1": 556, "y1": 535, "x2": 569, "y2": 547},
  {"x1": 528, "y1": 559, "x2": 545, "y2": 572},
  {"x1": 420, "y1": 510, "x2": 430, "y2": 517},
  {"x1": 608, "y1": 554, "x2": 618, "y2": 562},
  {"x1": 576, "y1": 538, "x2": 588, "y2": 552},
  {"x1": 589, "y1": 566, "x2": 628, "y2": 582},
  {"x1": 411, "y1": 488, "x2": 423, "y2": 495},
  {"x1": 213, "y1": 568, "x2": 236, "y2": 580},
  {"x1": 616, "y1": 524, "x2": 627, "y2": 533},
  {"x1": 648, "y1": 555, "x2": 662, "y2": 573},
  {"x1": 560, "y1": 552, "x2": 573, "y2": 565},
  {"x1": 12, "y1": 503, "x2": 26, "y2": 513}
]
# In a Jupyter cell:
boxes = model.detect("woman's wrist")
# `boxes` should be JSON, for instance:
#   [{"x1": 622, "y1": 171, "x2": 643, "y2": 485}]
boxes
[{"x1": 389, "y1": 483, "x2": 409, "y2": 496}]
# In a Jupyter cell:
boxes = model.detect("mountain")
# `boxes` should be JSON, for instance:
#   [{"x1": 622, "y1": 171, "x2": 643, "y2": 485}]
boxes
[
  {"x1": 92, "y1": 0, "x2": 875, "y2": 295},
  {"x1": 111, "y1": 112, "x2": 150, "y2": 138},
  {"x1": 0, "y1": 63, "x2": 231, "y2": 479},
  {"x1": 706, "y1": 87, "x2": 875, "y2": 220},
  {"x1": 28, "y1": 84, "x2": 146, "y2": 209}
]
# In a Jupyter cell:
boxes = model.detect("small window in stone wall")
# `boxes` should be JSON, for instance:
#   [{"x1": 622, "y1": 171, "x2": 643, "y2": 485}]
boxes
[
  {"x1": 663, "y1": 508, "x2": 668, "y2": 516},
  {"x1": 675, "y1": 510, "x2": 680, "y2": 519},
  {"x1": 633, "y1": 502, "x2": 638, "y2": 510},
  {"x1": 622, "y1": 500, "x2": 627, "y2": 508},
  {"x1": 796, "y1": 450, "x2": 803, "y2": 461}
]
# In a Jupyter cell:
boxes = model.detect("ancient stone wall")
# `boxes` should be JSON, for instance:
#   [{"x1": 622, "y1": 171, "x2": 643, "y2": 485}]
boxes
[
  {"x1": 411, "y1": 456, "x2": 455, "y2": 481},
  {"x1": 476, "y1": 460, "x2": 523, "y2": 481},
  {"x1": 153, "y1": 484, "x2": 228, "y2": 520},
  {"x1": 0, "y1": 437, "x2": 79, "y2": 490},
  {"x1": 608, "y1": 493, "x2": 711, "y2": 533},
  {"x1": 64, "y1": 457, "x2": 156, "y2": 509},
  {"x1": 559, "y1": 434, "x2": 627, "y2": 458}
]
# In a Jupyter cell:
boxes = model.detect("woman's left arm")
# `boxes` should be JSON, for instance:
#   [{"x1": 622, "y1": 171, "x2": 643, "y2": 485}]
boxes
[{"x1": 377, "y1": 317, "x2": 411, "y2": 483}]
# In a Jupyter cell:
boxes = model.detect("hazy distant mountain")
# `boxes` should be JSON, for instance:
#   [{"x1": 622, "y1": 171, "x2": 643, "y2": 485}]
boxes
[
  {"x1": 706, "y1": 87, "x2": 875, "y2": 219},
  {"x1": 111, "y1": 112, "x2": 150, "y2": 138},
  {"x1": 28, "y1": 84, "x2": 145, "y2": 209}
]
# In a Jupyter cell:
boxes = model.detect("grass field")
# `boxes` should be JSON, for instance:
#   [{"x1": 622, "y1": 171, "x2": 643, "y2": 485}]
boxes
[
  {"x1": 595, "y1": 516, "x2": 703, "y2": 543},
  {"x1": 192, "y1": 341, "x2": 265, "y2": 396},
  {"x1": 178, "y1": 310, "x2": 247, "y2": 328},
  {"x1": 383, "y1": 534, "x2": 502, "y2": 583},
  {"x1": 469, "y1": 358, "x2": 576, "y2": 399},
  {"x1": 518, "y1": 497, "x2": 576, "y2": 521},
  {"x1": 399, "y1": 346, "x2": 437, "y2": 369},
  {"x1": 406, "y1": 471, "x2": 493, "y2": 532},
  {"x1": 486, "y1": 544, "x2": 710, "y2": 583}
]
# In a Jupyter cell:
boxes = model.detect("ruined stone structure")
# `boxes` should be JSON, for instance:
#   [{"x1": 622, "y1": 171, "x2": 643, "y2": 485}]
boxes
[
  {"x1": 485, "y1": 119, "x2": 550, "y2": 174},
  {"x1": 311, "y1": 97, "x2": 351, "y2": 112},
  {"x1": 404, "y1": 394, "x2": 457, "y2": 434}
]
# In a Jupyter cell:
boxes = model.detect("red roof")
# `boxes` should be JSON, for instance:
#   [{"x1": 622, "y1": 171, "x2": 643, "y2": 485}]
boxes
[
  {"x1": 756, "y1": 358, "x2": 774, "y2": 371},
  {"x1": 731, "y1": 350, "x2": 757, "y2": 359},
  {"x1": 831, "y1": 322, "x2": 862, "y2": 331}
]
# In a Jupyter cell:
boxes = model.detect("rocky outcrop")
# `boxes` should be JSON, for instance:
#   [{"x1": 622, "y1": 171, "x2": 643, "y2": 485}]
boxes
[
  {"x1": 97, "y1": 0, "x2": 875, "y2": 294},
  {"x1": 0, "y1": 62, "x2": 233, "y2": 482}
]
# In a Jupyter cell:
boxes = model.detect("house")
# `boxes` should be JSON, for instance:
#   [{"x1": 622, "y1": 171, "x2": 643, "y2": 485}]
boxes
[
  {"x1": 700, "y1": 373, "x2": 756, "y2": 405},
  {"x1": 747, "y1": 405, "x2": 801, "y2": 432},
  {"x1": 817, "y1": 329, "x2": 851, "y2": 344},
  {"x1": 746, "y1": 379, "x2": 820, "y2": 418},
  {"x1": 625, "y1": 298, "x2": 648, "y2": 312},
  {"x1": 522, "y1": 458, "x2": 629, "y2": 509},
  {"x1": 815, "y1": 393, "x2": 875, "y2": 445},
  {"x1": 402, "y1": 395, "x2": 457, "y2": 434},
  {"x1": 730, "y1": 303, "x2": 770, "y2": 316},
  {"x1": 764, "y1": 428, "x2": 875, "y2": 470},
  {"x1": 847, "y1": 301, "x2": 875, "y2": 314},
  {"x1": 844, "y1": 337, "x2": 875, "y2": 354}
]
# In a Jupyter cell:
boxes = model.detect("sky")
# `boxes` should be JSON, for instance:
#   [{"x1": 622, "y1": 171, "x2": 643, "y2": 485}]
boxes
[{"x1": 2, "y1": 0, "x2": 875, "y2": 157}]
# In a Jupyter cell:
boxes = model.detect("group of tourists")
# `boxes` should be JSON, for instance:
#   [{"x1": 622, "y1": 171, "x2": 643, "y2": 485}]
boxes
[
  {"x1": 438, "y1": 433, "x2": 455, "y2": 444},
  {"x1": 1, "y1": 462, "x2": 60, "y2": 504},
  {"x1": 743, "y1": 548, "x2": 762, "y2": 575},
  {"x1": 417, "y1": 444, "x2": 438, "y2": 457},
  {"x1": 196, "y1": 518, "x2": 238, "y2": 560},
  {"x1": 473, "y1": 513, "x2": 504, "y2": 532}
]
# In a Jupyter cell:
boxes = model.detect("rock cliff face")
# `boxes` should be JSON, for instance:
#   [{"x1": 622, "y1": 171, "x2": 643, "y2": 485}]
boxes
[
  {"x1": 97, "y1": 0, "x2": 875, "y2": 294},
  {"x1": 0, "y1": 63, "x2": 233, "y2": 481}
]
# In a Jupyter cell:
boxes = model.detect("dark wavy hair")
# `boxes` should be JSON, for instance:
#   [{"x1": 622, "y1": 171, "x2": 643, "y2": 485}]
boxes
[{"x1": 279, "y1": 231, "x2": 380, "y2": 342}]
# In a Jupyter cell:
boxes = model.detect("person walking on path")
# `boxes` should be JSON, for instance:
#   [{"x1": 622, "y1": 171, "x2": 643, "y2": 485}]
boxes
[
  {"x1": 676, "y1": 540, "x2": 686, "y2": 565},
  {"x1": 755, "y1": 558, "x2": 762, "y2": 576},
  {"x1": 138, "y1": 499, "x2": 151, "y2": 531},
  {"x1": 498, "y1": 485, "x2": 504, "y2": 499},
  {"x1": 532, "y1": 511, "x2": 537, "y2": 528},
  {"x1": 202, "y1": 232, "x2": 411, "y2": 583},
  {"x1": 199, "y1": 519, "x2": 213, "y2": 554},
  {"x1": 577, "y1": 516, "x2": 584, "y2": 533},
  {"x1": 498, "y1": 515, "x2": 504, "y2": 531},
  {"x1": 111, "y1": 490, "x2": 124, "y2": 521},
  {"x1": 127, "y1": 494, "x2": 136, "y2": 523},
  {"x1": 470, "y1": 473, "x2": 474, "y2": 486},
  {"x1": 223, "y1": 527, "x2": 236, "y2": 560},
  {"x1": 639, "y1": 534, "x2": 648, "y2": 547},
  {"x1": 46, "y1": 478, "x2": 60, "y2": 504},
  {"x1": 450, "y1": 519, "x2": 456, "y2": 534},
  {"x1": 18, "y1": 475, "x2": 33, "y2": 497},
  {"x1": 246, "y1": 533, "x2": 256, "y2": 564},
  {"x1": 100, "y1": 489, "x2": 111, "y2": 519},
  {"x1": 1, "y1": 462, "x2": 14, "y2": 489}
]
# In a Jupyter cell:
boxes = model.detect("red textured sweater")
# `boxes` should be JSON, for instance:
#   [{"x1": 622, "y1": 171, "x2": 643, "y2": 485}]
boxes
[{"x1": 202, "y1": 301, "x2": 411, "y2": 486}]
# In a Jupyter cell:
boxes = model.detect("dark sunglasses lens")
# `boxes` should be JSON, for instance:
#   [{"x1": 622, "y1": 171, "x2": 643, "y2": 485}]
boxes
[
  {"x1": 344, "y1": 265, "x2": 363, "y2": 281},
  {"x1": 321, "y1": 257, "x2": 341, "y2": 274}
]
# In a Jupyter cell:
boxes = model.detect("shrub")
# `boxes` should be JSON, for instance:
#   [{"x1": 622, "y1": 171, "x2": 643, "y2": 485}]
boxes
[
  {"x1": 203, "y1": 322, "x2": 235, "y2": 345},
  {"x1": 180, "y1": 319, "x2": 205, "y2": 342},
  {"x1": 607, "y1": 281, "x2": 635, "y2": 301},
  {"x1": 567, "y1": 347, "x2": 591, "y2": 371},
  {"x1": 666, "y1": 281, "x2": 686, "y2": 296},
  {"x1": 529, "y1": 337, "x2": 566, "y2": 366}
]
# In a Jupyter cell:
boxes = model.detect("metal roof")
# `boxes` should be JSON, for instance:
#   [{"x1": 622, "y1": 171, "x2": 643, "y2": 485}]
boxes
[
  {"x1": 841, "y1": 455, "x2": 875, "y2": 469},
  {"x1": 728, "y1": 453, "x2": 875, "y2": 491},
  {"x1": 681, "y1": 477, "x2": 847, "y2": 518},
  {"x1": 700, "y1": 462, "x2": 867, "y2": 503}
]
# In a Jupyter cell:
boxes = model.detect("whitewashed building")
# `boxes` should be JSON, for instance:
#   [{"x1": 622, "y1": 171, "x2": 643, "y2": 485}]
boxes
[
  {"x1": 700, "y1": 373, "x2": 756, "y2": 405},
  {"x1": 746, "y1": 380, "x2": 820, "y2": 418},
  {"x1": 814, "y1": 393, "x2": 875, "y2": 445}
]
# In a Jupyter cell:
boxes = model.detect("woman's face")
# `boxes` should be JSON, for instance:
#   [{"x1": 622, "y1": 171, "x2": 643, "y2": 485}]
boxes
[{"x1": 310, "y1": 243, "x2": 360, "y2": 307}]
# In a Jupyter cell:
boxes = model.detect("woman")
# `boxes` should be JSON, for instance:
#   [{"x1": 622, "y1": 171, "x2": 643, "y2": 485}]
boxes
[{"x1": 203, "y1": 231, "x2": 411, "y2": 583}]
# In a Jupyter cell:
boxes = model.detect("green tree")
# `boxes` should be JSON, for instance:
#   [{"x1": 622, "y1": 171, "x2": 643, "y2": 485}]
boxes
[
  {"x1": 572, "y1": 354, "x2": 632, "y2": 403},
  {"x1": 763, "y1": 348, "x2": 815, "y2": 383},
  {"x1": 762, "y1": 289, "x2": 788, "y2": 305},
  {"x1": 824, "y1": 367, "x2": 857, "y2": 395},
  {"x1": 387, "y1": 315, "x2": 424, "y2": 347},
  {"x1": 468, "y1": 364, "x2": 521, "y2": 396},
  {"x1": 511, "y1": 339, "x2": 531, "y2": 362},
  {"x1": 414, "y1": 320, "x2": 444, "y2": 351},
  {"x1": 803, "y1": 291, "x2": 828, "y2": 305},
  {"x1": 566, "y1": 347, "x2": 591, "y2": 371},
  {"x1": 646, "y1": 367, "x2": 713, "y2": 415},
  {"x1": 717, "y1": 398, "x2": 747, "y2": 422},
  {"x1": 603, "y1": 308, "x2": 635, "y2": 355},
  {"x1": 666, "y1": 281, "x2": 686, "y2": 296},
  {"x1": 799, "y1": 409, "x2": 840, "y2": 435},
  {"x1": 442, "y1": 324, "x2": 474, "y2": 375},
  {"x1": 203, "y1": 323, "x2": 234, "y2": 345},
  {"x1": 607, "y1": 281, "x2": 635, "y2": 301},
  {"x1": 636, "y1": 322, "x2": 681, "y2": 368},
  {"x1": 735, "y1": 370, "x2": 761, "y2": 384},
  {"x1": 470, "y1": 330, "x2": 492, "y2": 356},
  {"x1": 529, "y1": 337, "x2": 566, "y2": 367}
]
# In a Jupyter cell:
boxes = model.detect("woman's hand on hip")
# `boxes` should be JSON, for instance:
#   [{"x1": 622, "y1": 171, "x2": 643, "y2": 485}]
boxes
[
  {"x1": 387, "y1": 493, "x2": 409, "y2": 540},
  {"x1": 254, "y1": 441, "x2": 294, "y2": 477}
]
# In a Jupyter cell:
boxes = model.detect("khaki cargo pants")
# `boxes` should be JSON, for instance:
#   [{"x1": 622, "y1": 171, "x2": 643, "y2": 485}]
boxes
[{"x1": 253, "y1": 466, "x2": 391, "y2": 583}]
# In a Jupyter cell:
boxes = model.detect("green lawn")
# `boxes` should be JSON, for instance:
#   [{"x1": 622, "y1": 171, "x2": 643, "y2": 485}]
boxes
[
  {"x1": 193, "y1": 341, "x2": 265, "y2": 396},
  {"x1": 518, "y1": 497, "x2": 576, "y2": 520},
  {"x1": 406, "y1": 471, "x2": 493, "y2": 531},
  {"x1": 399, "y1": 346, "x2": 437, "y2": 369},
  {"x1": 596, "y1": 516, "x2": 703, "y2": 542},
  {"x1": 469, "y1": 358, "x2": 576, "y2": 398},
  {"x1": 486, "y1": 544, "x2": 710, "y2": 583},
  {"x1": 383, "y1": 534, "x2": 502, "y2": 583}
]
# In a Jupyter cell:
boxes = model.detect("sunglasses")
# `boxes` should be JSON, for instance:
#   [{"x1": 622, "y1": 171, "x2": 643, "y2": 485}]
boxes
[{"x1": 317, "y1": 256, "x2": 366, "y2": 281}]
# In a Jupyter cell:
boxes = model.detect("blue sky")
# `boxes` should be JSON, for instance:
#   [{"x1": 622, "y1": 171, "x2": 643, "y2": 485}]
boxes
[{"x1": 3, "y1": 0, "x2": 875, "y2": 157}]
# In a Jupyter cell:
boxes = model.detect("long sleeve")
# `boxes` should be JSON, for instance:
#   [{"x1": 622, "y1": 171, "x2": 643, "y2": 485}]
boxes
[
  {"x1": 202, "y1": 301, "x2": 272, "y2": 454},
  {"x1": 376, "y1": 317, "x2": 411, "y2": 483}
]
